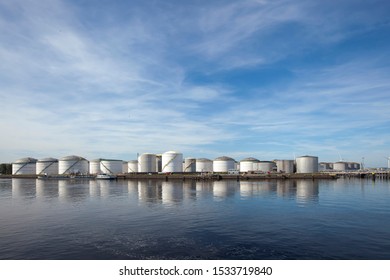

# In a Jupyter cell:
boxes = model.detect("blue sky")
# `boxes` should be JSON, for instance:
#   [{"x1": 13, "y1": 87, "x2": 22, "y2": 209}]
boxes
[{"x1": 1, "y1": 0, "x2": 390, "y2": 167}]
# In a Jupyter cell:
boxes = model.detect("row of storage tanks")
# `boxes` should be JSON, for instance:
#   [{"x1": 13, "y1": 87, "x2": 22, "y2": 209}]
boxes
[
  {"x1": 11, "y1": 152, "x2": 322, "y2": 175},
  {"x1": 319, "y1": 161, "x2": 361, "y2": 171}
]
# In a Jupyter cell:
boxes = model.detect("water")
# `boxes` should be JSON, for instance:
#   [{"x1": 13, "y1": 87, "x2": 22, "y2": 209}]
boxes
[{"x1": 0, "y1": 178, "x2": 389, "y2": 260}]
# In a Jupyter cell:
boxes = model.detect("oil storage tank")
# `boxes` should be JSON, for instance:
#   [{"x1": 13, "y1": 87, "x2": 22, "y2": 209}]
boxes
[
  {"x1": 89, "y1": 159, "x2": 101, "y2": 175},
  {"x1": 196, "y1": 158, "x2": 213, "y2": 172},
  {"x1": 36, "y1": 158, "x2": 58, "y2": 175},
  {"x1": 296, "y1": 156, "x2": 318, "y2": 173},
  {"x1": 100, "y1": 159, "x2": 123, "y2": 174},
  {"x1": 127, "y1": 160, "x2": 138, "y2": 173},
  {"x1": 257, "y1": 161, "x2": 276, "y2": 172},
  {"x1": 239, "y1": 157, "x2": 260, "y2": 172},
  {"x1": 276, "y1": 160, "x2": 294, "y2": 173},
  {"x1": 162, "y1": 151, "x2": 183, "y2": 173},
  {"x1": 333, "y1": 162, "x2": 348, "y2": 171},
  {"x1": 12, "y1": 157, "x2": 37, "y2": 175},
  {"x1": 183, "y1": 158, "x2": 196, "y2": 173},
  {"x1": 138, "y1": 153, "x2": 156, "y2": 173},
  {"x1": 213, "y1": 156, "x2": 236, "y2": 173},
  {"x1": 58, "y1": 155, "x2": 89, "y2": 175}
]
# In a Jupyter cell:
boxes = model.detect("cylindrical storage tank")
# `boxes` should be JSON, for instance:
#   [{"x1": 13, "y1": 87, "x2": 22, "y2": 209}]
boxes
[
  {"x1": 138, "y1": 153, "x2": 157, "y2": 173},
  {"x1": 127, "y1": 160, "x2": 138, "y2": 173},
  {"x1": 58, "y1": 155, "x2": 89, "y2": 175},
  {"x1": 333, "y1": 162, "x2": 348, "y2": 171},
  {"x1": 122, "y1": 161, "x2": 128, "y2": 173},
  {"x1": 213, "y1": 156, "x2": 236, "y2": 173},
  {"x1": 162, "y1": 151, "x2": 183, "y2": 173},
  {"x1": 156, "y1": 155, "x2": 162, "y2": 172},
  {"x1": 239, "y1": 157, "x2": 260, "y2": 172},
  {"x1": 100, "y1": 159, "x2": 123, "y2": 174},
  {"x1": 89, "y1": 159, "x2": 101, "y2": 175},
  {"x1": 276, "y1": 160, "x2": 294, "y2": 173},
  {"x1": 183, "y1": 158, "x2": 196, "y2": 173},
  {"x1": 257, "y1": 161, "x2": 276, "y2": 172},
  {"x1": 36, "y1": 158, "x2": 58, "y2": 175},
  {"x1": 296, "y1": 156, "x2": 319, "y2": 173},
  {"x1": 12, "y1": 157, "x2": 37, "y2": 175},
  {"x1": 196, "y1": 158, "x2": 213, "y2": 172},
  {"x1": 354, "y1": 163, "x2": 361, "y2": 170}
]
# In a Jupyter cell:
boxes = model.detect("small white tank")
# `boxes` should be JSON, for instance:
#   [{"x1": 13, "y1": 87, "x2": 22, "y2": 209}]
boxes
[
  {"x1": 12, "y1": 157, "x2": 38, "y2": 175},
  {"x1": 333, "y1": 162, "x2": 348, "y2": 171},
  {"x1": 239, "y1": 157, "x2": 260, "y2": 172},
  {"x1": 100, "y1": 159, "x2": 123, "y2": 174},
  {"x1": 257, "y1": 161, "x2": 276, "y2": 172},
  {"x1": 89, "y1": 159, "x2": 101, "y2": 175},
  {"x1": 122, "y1": 161, "x2": 128, "y2": 173},
  {"x1": 138, "y1": 153, "x2": 157, "y2": 173},
  {"x1": 276, "y1": 160, "x2": 294, "y2": 173},
  {"x1": 162, "y1": 151, "x2": 183, "y2": 173},
  {"x1": 213, "y1": 156, "x2": 236, "y2": 173},
  {"x1": 196, "y1": 158, "x2": 213, "y2": 172},
  {"x1": 36, "y1": 158, "x2": 58, "y2": 175},
  {"x1": 58, "y1": 155, "x2": 89, "y2": 175},
  {"x1": 183, "y1": 158, "x2": 196, "y2": 172},
  {"x1": 127, "y1": 160, "x2": 138, "y2": 173},
  {"x1": 296, "y1": 156, "x2": 318, "y2": 173}
]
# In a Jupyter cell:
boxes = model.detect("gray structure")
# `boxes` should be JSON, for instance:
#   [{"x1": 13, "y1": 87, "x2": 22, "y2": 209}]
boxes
[
  {"x1": 296, "y1": 156, "x2": 319, "y2": 173},
  {"x1": 276, "y1": 160, "x2": 295, "y2": 173}
]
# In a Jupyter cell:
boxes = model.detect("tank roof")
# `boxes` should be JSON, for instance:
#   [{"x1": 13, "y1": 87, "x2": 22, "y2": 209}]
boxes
[
  {"x1": 38, "y1": 157, "x2": 58, "y2": 162},
  {"x1": 240, "y1": 157, "x2": 260, "y2": 162},
  {"x1": 14, "y1": 157, "x2": 38, "y2": 163},
  {"x1": 258, "y1": 161, "x2": 275, "y2": 163},
  {"x1": 60, "y1": 155, "x2": 87, "y2": 161},
  {"x1": 214, "y1": 156, "x2": 235, "y2": 161},
  {"x1": 128, "y1": 160, "x2": 138, "y2": 163},
  {"x1": 163, "y1": 151, "x2": 182, "y2": 154},
  {"x1": 197, "y1": 158, "x2": 212, "y2": 162}
]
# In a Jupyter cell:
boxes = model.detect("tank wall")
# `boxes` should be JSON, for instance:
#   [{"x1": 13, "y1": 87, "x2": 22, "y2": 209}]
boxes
[
  {"x1": 240, "y1": 161, "x2": 256, "y2": 172},
  {"x1": 162, "y1": 152, "x2": 183, "y2": 173},
  {"x1": 333, "y1": 162, "x2": 348, "y2": 171},
  {"x1": 138, "y1": 154, "x2": 157, "y2": 173},
  {"x1": 59, "y1": 160, "x2": 89, "y2": 174},
  {"x1": 213, "y1": 160, "x2": 235, "y2": 172},
  {"x1": 128, "y1": 161, "x2": 138, "y2": 173},
  {"x1": 36, "y1": 162, "x2": 58, "y2": 175},
  {"x1": 196, "y1": 161, "x2": 213, "y2": 172},
  {"x1": 12, "y1": 163, "x2": 36, "y2": 175},
  {"x1": 89, "y1": 162, "x2": 101, "y2": 174},
  {"x1": 296, "y1": 157, "x2": 319, "y2": 173},
  {"x1": 184, "y1": 158, "x2": 196, "y2": 172},
  {"x1": 257, "y1": 162, "x2": 275, "y2": 172},
  {"x1": 276, "y1": 160, "x2": 294, "y2": 173},
  {"x1": 100, "y1": 161, "x2": 123, "y2": 174}
]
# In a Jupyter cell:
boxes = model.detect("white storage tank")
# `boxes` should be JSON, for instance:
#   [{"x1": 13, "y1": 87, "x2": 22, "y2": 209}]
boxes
[
  {"x1": 127, "y1": 160, "x2": 138, "y2": 173},
  {"x1": 100, "y1": 159, "x2": 123, "y2": 174},
  {"x1": 296, "y1": 156, "x2": 319, "y2": 173},
  {"x1": 239, "y1": 157, "x2": 260, "y2": 172},
  {"x1": 36, "y1": 158, "x2": 58, "y2": 175},
  {"x1": 213, "y1": 156, "x2": 236, "y2": 173},
  {"x1": 89, "y1": 159, "x2": 101, "y2": 175},
  {"x1": 162, "y1": 151, "x2": 183, "y2": 173},
  {"x1": 276, "y1": 160, "x2": 295, "y2": 173},
  {"x1": 333, "y1": 161, "x2": 348, "y2": 171},
  {"x1": 138, "y1": 153, "x2": 157, "y2": 173},
  {"x1": 12, "y1": 157, "x2": 37, "y2": 175},
  {"x1": 58, "y1": 155, "x2": 89, "y2": 175},
  {"x1": 122, "y1": 161, "x2": 128, "y2": 173},
  {"x1": 183, "y1": 158, "x2": 196, "y2": 173},
  {"x1": 257, "y1": 161, "x2": 276, "y2": 172},
  {"x1": 196, "y1": 158, "x2": 213, "y2": 172}
]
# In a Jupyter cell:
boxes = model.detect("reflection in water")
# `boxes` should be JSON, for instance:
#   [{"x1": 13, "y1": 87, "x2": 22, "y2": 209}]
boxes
[
  {"x1": 7, "y1": 178, "x2": 321, "y2": 205},
  {"x1": 296, "y1": 179, "x2": 319, "y2": 205}
]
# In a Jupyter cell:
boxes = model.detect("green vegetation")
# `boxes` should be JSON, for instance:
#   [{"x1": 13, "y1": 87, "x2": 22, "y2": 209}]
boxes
[{"x1": 0, "y1": 163, "x2": 12, "y2": 175}]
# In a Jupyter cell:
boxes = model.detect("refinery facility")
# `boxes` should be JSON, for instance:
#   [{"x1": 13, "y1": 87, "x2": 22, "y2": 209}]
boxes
[{"x1": 9, "y1": 151, "x2": 363, "y2": 176}]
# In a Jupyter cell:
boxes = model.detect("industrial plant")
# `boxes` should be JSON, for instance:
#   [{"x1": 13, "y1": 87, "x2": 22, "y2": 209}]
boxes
[{"x1": 8, "y1": 151, "x2": 363, "y2": 177}]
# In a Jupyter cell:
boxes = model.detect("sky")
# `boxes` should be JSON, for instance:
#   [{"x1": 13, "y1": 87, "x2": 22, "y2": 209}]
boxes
[{"x1": 1, "y1": 0, "x2": 390, "y2": 167}]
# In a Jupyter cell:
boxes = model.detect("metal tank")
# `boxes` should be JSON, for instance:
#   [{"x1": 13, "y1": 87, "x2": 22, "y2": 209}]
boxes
[
  {"x1": 213, "y1": 156, "x2": 236, "y2": 173},
  {"x1": 162, "y1": 151, "x2": 183, "y2": 173},
  {"x1": 196, "y1": 158, "x2": 213, "y2": 172},
  {"x1": 295, "y1": 156, "x2": 319, "y2": 173},
  {"x1": 122, "y1": 161, "x2": 128, "y2": 173},
  {"x1": 183, "y1": 158, "x2": 196, "y2": 173},
  {"x1": 36, "y1": 158, "x2": 58, "y2": 175},
  {"x1": 333, "y1": 161, "x2": 348, "y2": 171},
  {"x1": 58, "y1": 155, "x2": 89, "y2": 175},
  {"x1": 127, "y1": 160, "x2": 138, "y2": 173},
  {"x1": 155, "y1": 155, "x2": 162, "y2": 172},
  {"x1": 276, "y1": 160, "x2": 294, "y2": 173},
  {"x1": 239, "y1": 157, "x2": 260, "y2": 172},
  {"x1": 257, "y1": 161, "x2": 276, "y2": 172},
  {"x1": 138, "y1": 153, "x2": 157, "y2": 173},
  {"x1": 319, "y1": 162, "x2": 332, "y2": 171},
  {"x1": 12, "y1": 157, "x2": 38, "y2": 175},
  {"x1": 89, "y1": 159, "x2": 101, "y2": 175},
  {"x1": 100, "y1": 159, "x2": 123, "y2": 174}
]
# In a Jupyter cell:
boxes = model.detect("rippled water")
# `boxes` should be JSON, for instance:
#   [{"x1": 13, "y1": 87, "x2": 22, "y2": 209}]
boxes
[{"x1": 0, "y1": 178, "x2": 389, "y2": 259}]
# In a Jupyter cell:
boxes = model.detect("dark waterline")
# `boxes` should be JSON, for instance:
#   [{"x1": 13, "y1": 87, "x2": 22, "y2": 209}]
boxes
[{"x1": 0, "y1": 178, "x2": 389, "y2": 260}]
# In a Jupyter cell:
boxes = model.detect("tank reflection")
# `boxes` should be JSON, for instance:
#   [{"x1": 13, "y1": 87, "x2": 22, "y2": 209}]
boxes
[
  {"x1": 138, "y1": 180, "x2": 162, "y2": 204},
  {"x1": 35, "y1": 179, "x2": 59, "y2": 199},
  {"x1": 12, "y1": 178, "x2": 36, "y2": 199},
  {"x1": 195, "y1": 181, "x2": 213, "y2": 199},
  {"x1": 276, "y1": 180, "x2": 296, "y2": 199},
  {"x1": 0, "y1": 179, "x2": 12, "y2": 198},
  {"x1": 127, "y1": 180, "x2": 139, "y2": 198},
  {"x1": 213, "y1": 180, "x2": 237, "y2": 200},
  {"x1": 162, "y1": 181, "x2": 184, "y2": 206},
  {"x1": 58, "y1": 179, "x2": 89, "y2": 202},
  {"x1": 296, "y1": 179, "x2": 319, "y2": 205},
  {"x1": 183, "y1": 181, "x2": 197, "y2": 201}
]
